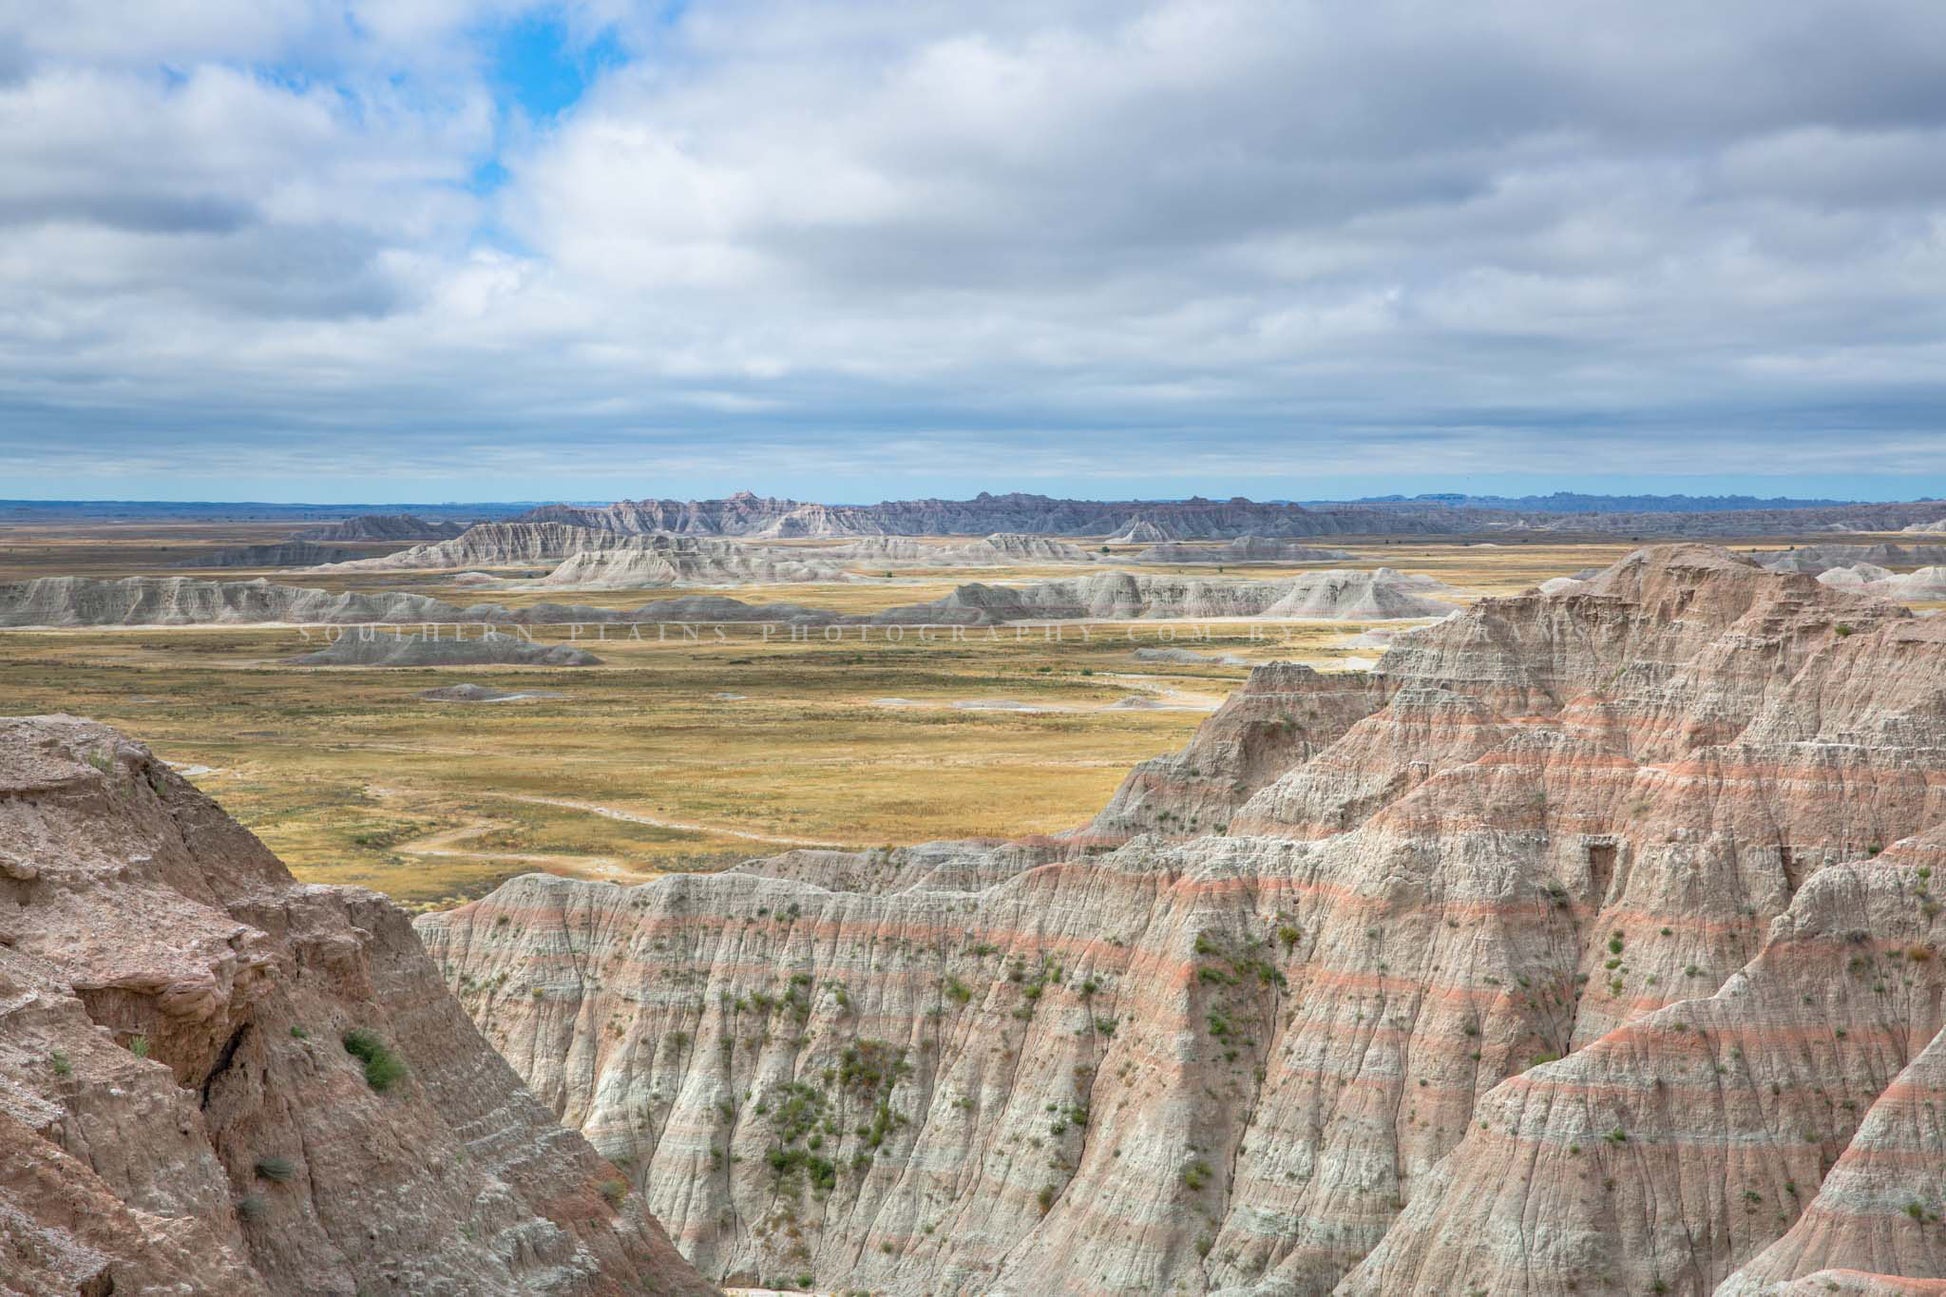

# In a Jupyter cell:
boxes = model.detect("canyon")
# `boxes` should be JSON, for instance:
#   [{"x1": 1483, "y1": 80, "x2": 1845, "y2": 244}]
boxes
[{"x1": 412, "y1": 545, "x2": 1946, "y2": 1296}]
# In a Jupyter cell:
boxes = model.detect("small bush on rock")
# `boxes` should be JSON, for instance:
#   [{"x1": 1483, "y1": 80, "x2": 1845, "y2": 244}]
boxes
[{"x1": 342, "y1": 1028, "x2": 406, "y2": 1092}]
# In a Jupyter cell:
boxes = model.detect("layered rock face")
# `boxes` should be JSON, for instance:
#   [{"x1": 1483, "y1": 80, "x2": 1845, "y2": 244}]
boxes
[
  {"x1": 318, "y1": 526, "x2": 853, "y2": 587},
  {"x1": 523, "y1": 492, "x2": 1468, "y2": 540},
  {"x1": 0, "y1": 575, "x2": 843, "y2": 629},
  {"x1": 174, "y1": 540, "x2": 366, "y2": 568},
  {"x1": 418, "y1": 546, "x2": 1945, "y2": 1296},
  {"x1": 1132, "y1": 539, "x2": 1357, "y2": 565},
  {"x1": 529, "y1": 536, "x2": 847, "y2": 589},
  {"x1": 314, "y1": 522, "x2": 633, "y2": 572},
  {"x1": 296, "y1": 514, "x2": 470, "y2": 542},
  {"x1": 519, "y1": 491, "x2": 1946, "y2": 541},
  {"x1": 0, "y1": 575, "x2": 469, "y2": 627},
  {"x1": 1082, "y1": 662, "x2": 1382, "y2": 841},
  {"x1": 1753, "y1": 544, "x2": 1946, "y2": 575},
  {"x1": 817, "y1": 533, "x2": 1098, "y2": 566},
  {"x1": 0, "y1": 717, "x2": 714, "y2": 1296},
  {"x1": 1815, "y1": 565, "x2": 1946, "y2": 601},
  {"x1": 875, "y1": 568, "x2": 1461, "y2": 624}
]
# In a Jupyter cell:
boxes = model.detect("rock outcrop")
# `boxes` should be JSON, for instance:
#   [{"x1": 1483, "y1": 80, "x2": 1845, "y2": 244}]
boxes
[
  {"x1": 0, "y1": 576, "x2": 469, "y2": 627},
  {"x1": 1082, "y1": 662, "x2": 1382, "y2": 840},
  {"x1": 313, "y1": 523, "x2": 630, "y2": 572},
  {"x1": 522, "y1": 492, "x2": 1470, "y2": 540},
  {"x1": 174, "y1": 540, "x2": 366, "y2": 569},
  {"x1": 317, "y1": 526, "x2": 853, "y2": 587},
  {"x1": 1132, "y1": 539, "x2": 1358, "y2": 565},
  {"x1": 1871, "y1": 566, "x2": 1946, "y2": 601},
  {"x1": 418, "y1": 544, "x2": 1946, "y2": 1295},
  {"x1": 0, "y1": 716, "x2": 715, "y2": 1296},
  {"x1": 529, "y1": 536, "x2": 847, "y2": 589},
  {"x1": 873, "y1": 569, "x2": 1462, "y2": 623},
  {"x1": 817, "y1": 534, "x2": 1099, "y2": 566},
  {"x1": 294, "y1": 629, "x2": 603, "y2": 667},
  {"x1": 0, "y1": 576, "x2": 844, "y2": 630},
  {"x1": 517, "y1": 492, "x2": 1946, "y2": 542},
  {"x1": 1752, "y1": 545, "x2": 1946, "y2": 575},
  {"x1": 295, "y1": 514, "x2": 470, "y2": 542}
]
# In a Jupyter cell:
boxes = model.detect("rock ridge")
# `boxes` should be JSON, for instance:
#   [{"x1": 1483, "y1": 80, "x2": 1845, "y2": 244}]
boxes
[
  {"x1": 416, "y1": 544, "x2": 1946, "y2": 1295},
  {"x1": 0, "y1": 716, "x2": 716, "y2": 1295}
]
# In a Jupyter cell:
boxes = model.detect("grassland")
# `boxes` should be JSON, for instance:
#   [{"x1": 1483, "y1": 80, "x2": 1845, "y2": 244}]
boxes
[
  {"x1": 4, "y1": 527, "x2": 1884, "y2": 907},
  {"x1": 0, "y1": 621, "x2": 1355, "y2": 906}
]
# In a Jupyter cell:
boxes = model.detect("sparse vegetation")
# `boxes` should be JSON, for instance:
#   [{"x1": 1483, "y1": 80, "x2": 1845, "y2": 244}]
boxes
[{"x1": 342, "y1": 1028, "x2": 406, "y2": 1092}]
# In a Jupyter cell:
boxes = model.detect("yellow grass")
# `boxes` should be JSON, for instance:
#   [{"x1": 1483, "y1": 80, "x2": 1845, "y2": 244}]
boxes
[
  {"x1": 0, "y1": 623, "x2": 1334, "y2": 906},
  {"x1": 9, "y1": 529, "x2": 1893, "y2": 908}
]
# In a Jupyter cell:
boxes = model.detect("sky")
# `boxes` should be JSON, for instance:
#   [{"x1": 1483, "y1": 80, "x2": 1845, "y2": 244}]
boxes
[{"x1": 1, "y1": 0, "x2": 1943, "y2": 504}]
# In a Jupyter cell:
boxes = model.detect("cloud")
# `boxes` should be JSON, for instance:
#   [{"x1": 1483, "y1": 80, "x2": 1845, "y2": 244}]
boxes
[{"x1": 0, "y1": 0, "x2": 1943, "y2": 500}]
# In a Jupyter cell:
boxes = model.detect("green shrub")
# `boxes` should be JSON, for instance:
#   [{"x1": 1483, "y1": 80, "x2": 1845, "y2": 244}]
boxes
[
  {"x1": 236, "y1": 1193, "x2": 268, "y2": 1223},
  {"x1": 342, "y1": 1029, "x2": 406, "y2": 1092},
  {"x1": 254, "y1": 1155, "x2": 296, "y2": 1183},
  {"x1": 599, "y1": 1178, "x2": 629, "y2": 1207},
  {"x1": 48, "y1": 1050, "x2": 71, "y2": 1078},
  {"x1": 127, "y1": 1034, "x2": 150, "y2": 1060}
]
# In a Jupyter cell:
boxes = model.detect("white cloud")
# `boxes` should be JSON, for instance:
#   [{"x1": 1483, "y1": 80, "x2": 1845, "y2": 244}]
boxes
[{"x1": 0, "y1": 0, "x2": 1943, "y2": 499}]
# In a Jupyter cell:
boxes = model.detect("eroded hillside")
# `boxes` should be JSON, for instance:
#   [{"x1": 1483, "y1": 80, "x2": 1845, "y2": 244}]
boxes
[
  {"x1": 415, "y1": 545, "x2": 1946, "y2": 1296},
  {"x1": 0, "y1": 717, "x2": 715, "y2": 1296}
]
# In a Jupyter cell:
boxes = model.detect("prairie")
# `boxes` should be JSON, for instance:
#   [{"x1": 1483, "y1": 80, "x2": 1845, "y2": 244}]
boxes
[{"x1": 5, "y1": 530, "x2": 1883, "y2": 905}]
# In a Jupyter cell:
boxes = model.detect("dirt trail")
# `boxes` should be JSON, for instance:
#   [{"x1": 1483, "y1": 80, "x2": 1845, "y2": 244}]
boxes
[
  {"x1": 487, "y1": 791, "x2": 850, "y2": 848},
  {"x1": 391, "y1": 817, "x2": 662, "y2": 884}
]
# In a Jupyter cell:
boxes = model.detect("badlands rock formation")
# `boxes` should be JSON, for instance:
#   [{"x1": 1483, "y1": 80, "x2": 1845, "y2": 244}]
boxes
[
  {"x1": 1107, "y1": 518, "x2": 1174, "y2": 543},
  {"x1": 175, "y1": 540, "x2": 366, "y2": 568},
  {"x1": 1816, "y1": 564, "x2": 1896, "y2": 589},
  {"x1": 1886, "y1": 566, "x2": 1946, "y2": 599},
  {"x1": 1814, "y1": 565, "x2": 1946, "y2": 602},
  {"x1": 523, "y1": 492, "x2": 1469, "y2": 540},
  {"x1": 974, "y1": 533, "x2": 1100, "y2": 563},
  {"x1": 1132, "y1": 539, "x2": 1357, "y2": 565},
  {"x1": 314, "y1": 522, "x2": 631, "y2": 572},
  {"x1": 519, "y1": 491, "x2": 1946, "y2": 542},
  {"x1": 874, "y1": 569, "x2": 1462, "y2": 624},
  {"x1": 1084, "y1": 662, "x2": 1381, "y2": 840},
  {"x1": 817, "y1": 533, "x2": 1098, "y2": 566},
  {"x1": 420, "y1": 545, "x2": 1945, "y2": 1295},
  {"x1": 0, "y1": 716, "x2": 713, "y2": 1296},
  {"x1": 1752, "y1": 544, "x2": 1946, "y2": 575},
  {"x1": 0, "y1": 575, "x2": 468, "y2": 627},
  {"x1": 317, "y1": 525, "x2": 850, "y2": 587},
  {"x1": 0, "y1": 575, "x2": 844, "y2": 630},
  {"x1": 296, "y1": 513, "x2": 470, "y2": 542},
  {"x1": 295, "y1": 629, "x2": 603, "y2": 667},
  {"x1": 529, "y1": 535, "x2": 847, "y2": 590}
]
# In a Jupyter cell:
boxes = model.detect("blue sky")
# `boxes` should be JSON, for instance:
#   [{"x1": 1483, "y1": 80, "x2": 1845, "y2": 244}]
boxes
[{"x1": 1, "y1": 0, "x2": 1942, "y2": 504}]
